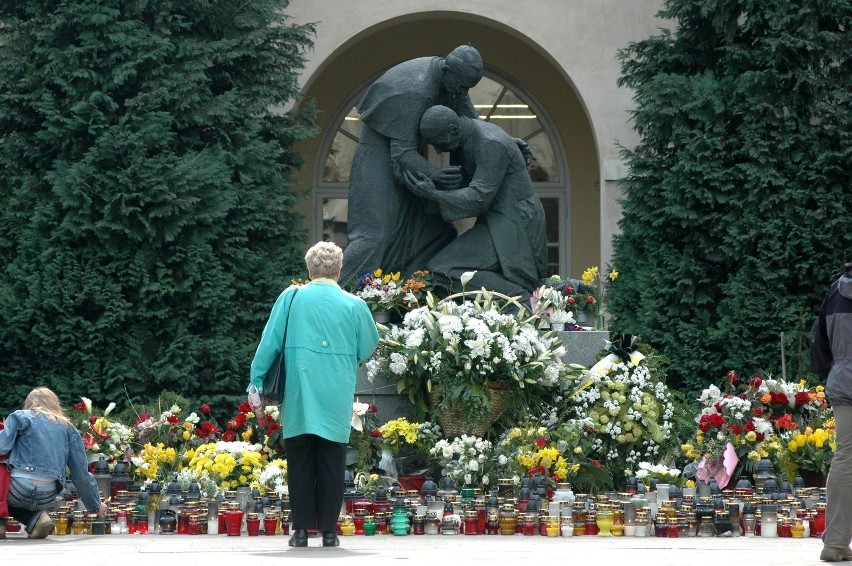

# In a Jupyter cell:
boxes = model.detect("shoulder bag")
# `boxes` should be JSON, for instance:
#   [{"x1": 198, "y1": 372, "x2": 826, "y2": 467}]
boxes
[{"x1": 262, "y1": 288, "x2": 298, "y2": 404}]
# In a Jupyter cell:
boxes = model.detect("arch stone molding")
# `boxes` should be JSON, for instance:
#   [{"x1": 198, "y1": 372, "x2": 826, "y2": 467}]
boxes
[{"x1": 285, "y1": 1, "x2": 665, "y2": 271}]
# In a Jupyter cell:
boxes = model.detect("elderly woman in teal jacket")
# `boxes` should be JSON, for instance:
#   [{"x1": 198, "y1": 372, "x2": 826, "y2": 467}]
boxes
[{"x1": 249, "y1": 241, "x2": 379, "y2": 548}]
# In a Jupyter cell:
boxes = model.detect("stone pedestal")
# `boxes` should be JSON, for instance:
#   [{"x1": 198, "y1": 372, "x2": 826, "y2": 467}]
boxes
[{"x1": 356, "y1": 330, "x2": 610, "y2": 425}]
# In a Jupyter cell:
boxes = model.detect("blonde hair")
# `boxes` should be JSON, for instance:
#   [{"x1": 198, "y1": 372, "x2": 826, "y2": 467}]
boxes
[
  {"x1": 24, "y1": 387, "x2": 74, "y2": 428},
  {"x1": 305, "y1": 241, "x2": 343, "y2": 280}
]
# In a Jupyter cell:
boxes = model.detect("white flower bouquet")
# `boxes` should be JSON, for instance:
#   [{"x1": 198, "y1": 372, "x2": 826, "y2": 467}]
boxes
[{"x1": 366, "y1": 291, "x2": 584, "y2": 425}]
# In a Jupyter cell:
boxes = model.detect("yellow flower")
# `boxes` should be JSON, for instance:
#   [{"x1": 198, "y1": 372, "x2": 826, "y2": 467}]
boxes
[
  {"x1": 182, "y1": 430, "x2": 191, "y2": 441},
  {"x1": 787, "y1": 440, "x2": 798, "y2": 452},
  {"x1": 745, "y1": 431, "x2": 757, "y2": 442},
  {"x1": 373, "y1": 268, "x2": 383, "y2": 278},
  {"x1": 608, "y1": 270, "x2": 619, "y2": 281},
  {"x1": 582, "y1": 266, "x2": 599, "y2": 286},
  {"x1": 242, "y1": 429, "x2": 254, "y2": 441}
]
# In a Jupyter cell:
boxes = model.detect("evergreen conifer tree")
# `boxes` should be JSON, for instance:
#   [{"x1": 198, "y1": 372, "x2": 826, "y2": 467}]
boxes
[
  {"x1": 0, "y1": 1, "x2": 317, "y2": 415},
  {"x1": 609, "y1": 0, "x2": 852, "y2": 391}
]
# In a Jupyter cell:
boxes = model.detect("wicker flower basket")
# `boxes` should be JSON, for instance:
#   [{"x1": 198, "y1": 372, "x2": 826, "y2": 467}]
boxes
[{"x1": 428, "y1": 383, "x2": 508, "y2": 439}]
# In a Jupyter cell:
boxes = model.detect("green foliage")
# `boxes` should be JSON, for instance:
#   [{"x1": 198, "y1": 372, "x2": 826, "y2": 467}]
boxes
[
  {"x1": 609, "y1": 0, "x2": 852, "y2": 394},
  {"x1": 0, "y1": 1, "x2": 317, "y2": 417}
]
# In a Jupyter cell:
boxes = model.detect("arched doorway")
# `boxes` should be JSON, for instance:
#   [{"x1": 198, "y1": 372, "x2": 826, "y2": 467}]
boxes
[{"x1": 294, "y1": 15, "x2": 600, "y2": 279}]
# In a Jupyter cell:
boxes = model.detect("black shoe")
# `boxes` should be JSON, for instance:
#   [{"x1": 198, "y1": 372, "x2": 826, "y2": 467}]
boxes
[
  {"x1": 322, "y1": 531, "x2": 340, "y2": 547},
  {"x1": 288, "y1": 529, "x2": 308, "y2": 547}
]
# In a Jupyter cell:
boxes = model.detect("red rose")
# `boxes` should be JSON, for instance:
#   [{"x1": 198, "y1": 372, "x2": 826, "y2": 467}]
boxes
[
  {"x1": 234, "y1": 414, "x2": 247, "y2": 428},
  {"x1": 744, "y1": 420, "x2": 756, "y2": 432},
  {"x1": 196, "y1": 421, "x2": 219, "y2": 438},
  {"x1": 370, "y1": 430, "x2": 382, "y2": 438},
  {"x1": 0, "y1": 422, "x2": 4, "y2": 431},
  {"x1": 752, "y1": 407, "x2": 763, "y2": 417},
  {"x1": 749, "y1": 376, "x2": 763, "y2": 388},
  {"x1": 565, "y1": 285, "x2": 574, "y2": 295},
  {"x1": 222, "y1": 431, "x2": 236, "y2": 442},
  {"x1": 771, "y1": 392, "x2": 789, "y2": 406},
  {"x1": 755, "y1": 432, "x2": 765, "y2": 441},
  {"x1": 794, "y1": 392, "x2": 810, "y2": 406},
  {"x1": 200, "y1": 403, "x2": 211, "y2": 415},
  {"x1": 567, "y1": 297, "x2": 576, "y2": 305},
  {"x1": 708, "y1": 413, "x2": 725, "y2": 428},
  {"x1": 369, "y1": 404, "x2": 378, "y2": 413},
  {"x1": 586, "y1": 427, "x2": 596, "y2": 435},
  {"x1": 166, "y1": 415, "x2": 180, "y2": 425},
  {"x1": 238, "y1": 402, "x2": 252, "y2": 414},
  {"x1": 726, "y1": 370, "x2": 738, "y2": 384},
  {"x1": 89, "y1": 415, "x2": 98, "y2": 425},
  {"x1": 267, "y1": 423, "x2": 281, "y2": 432},
  {"x1": 135, "y1": 412, "x2": 151, "y2": 425},
  {"x1": 729, "y1": 424, "x2": 743, "y2": 435},
  {"x1": 535, "y1": 436, "x2": 547, "y2": 448},
  {"x1": 73, "y1": 402, "x2": 87, "y2": 412},
  {"x1": 774, "y1": 414, "x2": 797, "y2": 431},
  {"x1": 586, "y1": 296, "x2": 595, "y2": 304}
]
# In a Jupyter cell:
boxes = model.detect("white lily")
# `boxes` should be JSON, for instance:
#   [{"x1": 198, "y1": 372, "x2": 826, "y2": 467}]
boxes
[
  {"x1": 351, "y1": 400, "x2": 371, "y2": 431},
  {"x1": 460, "y1": 271, "x2": 478, "y2": 287}
]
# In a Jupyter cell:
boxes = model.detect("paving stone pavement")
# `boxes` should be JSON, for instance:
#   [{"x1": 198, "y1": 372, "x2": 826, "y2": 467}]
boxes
[{"x1": 0, "y1": 531, "x2": 831, "y2": 566}]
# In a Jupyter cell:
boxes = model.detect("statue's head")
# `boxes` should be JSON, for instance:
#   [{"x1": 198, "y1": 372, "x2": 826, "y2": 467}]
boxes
[
  {"x1": 442, "y1": 45, "x2": 484, "y2": 94},
  {"x1": 420, "y1": 105, "x2": 462, "y2": 153}
]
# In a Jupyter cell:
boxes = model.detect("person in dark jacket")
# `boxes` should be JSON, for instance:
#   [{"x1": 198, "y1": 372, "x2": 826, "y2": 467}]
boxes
[
  {"x1": 402, "y1": 105, "x2": 548, "y2": 302},
  {"x1": 811, "y1": 262, "x2": 852, "y2": 562},
  {"x1": 340, "y1": 45, "x2": 482, "y2": 286}
]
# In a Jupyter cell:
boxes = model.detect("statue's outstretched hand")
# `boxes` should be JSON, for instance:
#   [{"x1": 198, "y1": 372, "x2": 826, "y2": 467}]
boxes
[
  {"x1": 431, "y1": 165, "x2": 462, "y2": 190},
  {"x1": 403, "y1": 170, "x2": 437, "y2": 198},
  {"x1": 515, "y1": 138, "x2": 536, "y2": 166}
]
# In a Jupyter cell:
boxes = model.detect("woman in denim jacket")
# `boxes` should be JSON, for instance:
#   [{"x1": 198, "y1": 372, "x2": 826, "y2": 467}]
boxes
[{"x1": 0, "y1": 387, "x2": 107, "y2": 538}]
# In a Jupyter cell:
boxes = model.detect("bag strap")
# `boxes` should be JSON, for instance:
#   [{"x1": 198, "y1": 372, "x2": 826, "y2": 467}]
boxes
[{"x1": 281, "y1": 288, "x2": 299, "y2": 350}]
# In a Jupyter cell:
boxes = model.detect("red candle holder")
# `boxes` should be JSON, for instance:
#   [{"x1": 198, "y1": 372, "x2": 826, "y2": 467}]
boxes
[
  {"x1": 246, "y1": 513, "x2": 261, "y2": 536},
  {"x1": 225, "y1": 507, "x2": 244, "y2": 536}
]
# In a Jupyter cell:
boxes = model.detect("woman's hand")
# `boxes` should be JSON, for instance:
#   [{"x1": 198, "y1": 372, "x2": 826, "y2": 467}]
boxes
[{"x1": 97, "y1": 501, "x2": 108, "y2": 518}]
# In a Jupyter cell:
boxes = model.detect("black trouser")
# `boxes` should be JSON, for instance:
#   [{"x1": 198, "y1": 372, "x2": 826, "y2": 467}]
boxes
[{"x1": 284, "y1": 434, "x2": 346, "y2": 533}]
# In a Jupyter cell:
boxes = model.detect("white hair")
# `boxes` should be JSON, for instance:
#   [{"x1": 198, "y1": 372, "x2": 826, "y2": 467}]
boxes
[{"x1": 305, "y1": 241, "x2": 343, "y2": 279}]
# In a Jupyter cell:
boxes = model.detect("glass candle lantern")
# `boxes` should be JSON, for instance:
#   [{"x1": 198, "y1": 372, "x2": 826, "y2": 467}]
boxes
[
  {"x1": 413, "y1": 514, "x2": 425, "y2": 535},
  {"x1": 246, "y1": 513, "x2": 261, "y2": 536},
  {"x1": 596, "y1": 505, "x2": 614, "y2": 536},
  {"x1": 364, "y1": 516, "x2": 377, "y2": 536},
  {"x1": 635, "y1": 511, "x2": 649, "y2": 537},
  {"x1": 464, "y1": 510, "x2": 479, "y2": 535},
  {"x1": 760, "y1": 505, "x2": 778, "y2": 538},
  {"x1": 812, "y1": 503, "x2": 827, "y2": 537},
  {"x1": 498, "y1": 505, "x2": 517, "y2": 535},
  {"x1": 340, "y1": 515, "x2": 356, "y2": 536},
  {"x1": 572, "y1": 501, "x2": 587, "y2": 536},
  {"x1": 585, "y1": 511, "x2": 599, "y2": 536},
  {"x1": 263, "y1": 511, "x2": 278, "y2": 536},
  {"x1": 224, "y1": 504, "x2": 244, "y2": 536}
]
